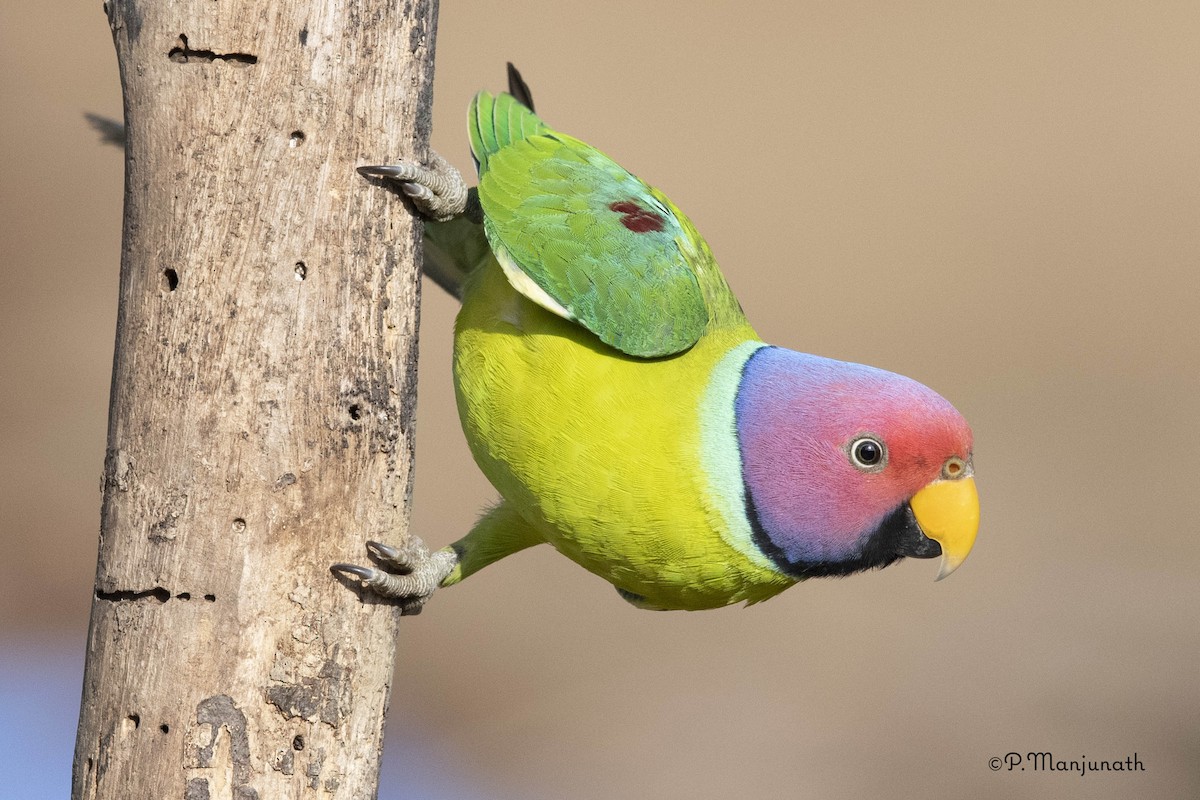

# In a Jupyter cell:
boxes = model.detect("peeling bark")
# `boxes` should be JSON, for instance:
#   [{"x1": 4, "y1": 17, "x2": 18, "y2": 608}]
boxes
[{"x1": 72, "y1": 0, "x2": 438, "y2": 796}]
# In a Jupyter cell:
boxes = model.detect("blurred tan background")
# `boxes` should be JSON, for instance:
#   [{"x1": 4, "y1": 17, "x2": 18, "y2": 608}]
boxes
[{"x1": 3, "y1": 1, "x2": 1198, "y2": 798}]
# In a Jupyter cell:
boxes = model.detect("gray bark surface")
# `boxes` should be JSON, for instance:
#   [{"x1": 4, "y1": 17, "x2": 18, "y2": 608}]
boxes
[{"x1": 73, "y1": 1, "x2": 438, "y2": 796}]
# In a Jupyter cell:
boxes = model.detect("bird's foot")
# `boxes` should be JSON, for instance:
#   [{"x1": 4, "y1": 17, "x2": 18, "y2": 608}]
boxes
[
  {"x1": 357, "y1": 151, "x2": 468, "y2": 222},
  {"x1": 331, "y1": 536, "x2": 457, "y2": 615}
]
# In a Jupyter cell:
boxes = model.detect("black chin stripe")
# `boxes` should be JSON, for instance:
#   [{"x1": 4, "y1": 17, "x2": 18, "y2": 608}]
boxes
[
  {"x1": 742, "y1": 479, "x2": 809, "y2": 578},
  {"x1": 741, "y1": 480, "x2": 864, "y2": 579},
  {"x1": 742, "y1": 488, "x2": 939, "y2": 580}
]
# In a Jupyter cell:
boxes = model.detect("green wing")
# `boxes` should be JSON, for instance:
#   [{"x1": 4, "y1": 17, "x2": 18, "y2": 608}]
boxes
[{"x1": 469, "y1": 92, "x2": 714, "y2": 358}]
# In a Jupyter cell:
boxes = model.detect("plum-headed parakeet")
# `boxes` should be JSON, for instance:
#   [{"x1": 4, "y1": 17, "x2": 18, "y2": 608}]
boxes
[{"x1": 334, "y1": 66, "x2": 979, "y2": 613}]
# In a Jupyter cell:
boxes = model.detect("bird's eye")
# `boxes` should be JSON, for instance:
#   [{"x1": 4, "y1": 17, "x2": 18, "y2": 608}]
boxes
[
  {"x1": 848, "y1": 436, "x2": 887, "y2": 472},
  {"x1": 943, "y1": 456, "x2": 969, "y2": 479}
]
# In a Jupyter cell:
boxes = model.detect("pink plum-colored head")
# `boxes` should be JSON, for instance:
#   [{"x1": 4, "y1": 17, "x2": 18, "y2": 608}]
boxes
[{"x1": 735, "y1": 347, "x2": 974, "y2": 577}]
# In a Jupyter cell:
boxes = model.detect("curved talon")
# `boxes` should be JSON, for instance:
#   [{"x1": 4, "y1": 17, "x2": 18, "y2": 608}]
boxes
[
  {"x1": 331, "y1": 563, "x2": 377, "y2": 581},
  {"x1": 357, "y1": 164, "x2": 412, "y2": 180},
  {"x1": 332, "y1": 536, "x2": 458, "y2": 611},
  {"x1": 365, "y1": 540, "x2": 402, "y2": 561},
  {"x1": 401, "y1": 183, "x2": 437, "y2": 203},
  {"x1": 356, "y1": 151, "x2": 468, "y2": 222}
]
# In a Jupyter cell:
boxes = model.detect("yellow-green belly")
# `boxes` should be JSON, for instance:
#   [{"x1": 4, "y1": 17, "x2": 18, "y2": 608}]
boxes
[{"x1": 452, "y1": 261, "x2": 792, "y2": 610}]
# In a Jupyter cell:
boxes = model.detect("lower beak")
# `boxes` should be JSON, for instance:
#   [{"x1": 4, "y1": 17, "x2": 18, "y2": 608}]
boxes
[{"x1": 909, "y1": 476, "x2": 979, "y2": 580}]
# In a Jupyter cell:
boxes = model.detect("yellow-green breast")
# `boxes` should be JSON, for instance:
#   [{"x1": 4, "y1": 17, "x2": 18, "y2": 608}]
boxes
[{"x1": 453, "y1": 259, "x2": 795, "y2": 610}]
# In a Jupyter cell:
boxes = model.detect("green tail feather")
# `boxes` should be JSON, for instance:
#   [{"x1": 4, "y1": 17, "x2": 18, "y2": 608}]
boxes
[{"x1": 469, "y1": 91, "x2": 549, "y2": 174}]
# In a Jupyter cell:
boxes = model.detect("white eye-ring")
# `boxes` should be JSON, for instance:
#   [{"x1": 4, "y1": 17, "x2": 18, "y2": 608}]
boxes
[{"x1": 848, "y1": 436, "x2": 887, "y2": 472}]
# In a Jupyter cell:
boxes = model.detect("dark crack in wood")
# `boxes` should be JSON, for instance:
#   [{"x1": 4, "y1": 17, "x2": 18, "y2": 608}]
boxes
[{"x1": 168, "y1": 33, "x2": 257, "y2": 65}]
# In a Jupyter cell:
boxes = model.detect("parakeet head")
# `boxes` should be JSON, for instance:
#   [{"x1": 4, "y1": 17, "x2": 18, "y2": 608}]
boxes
[{"x1": 735, "y1": 346, "x2": 978, "y2": 580}]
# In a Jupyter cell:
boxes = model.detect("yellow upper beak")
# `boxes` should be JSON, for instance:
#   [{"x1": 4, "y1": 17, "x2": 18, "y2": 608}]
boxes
[{"x1": 909, "y1": 476, "x2": 979, "y2": 580}]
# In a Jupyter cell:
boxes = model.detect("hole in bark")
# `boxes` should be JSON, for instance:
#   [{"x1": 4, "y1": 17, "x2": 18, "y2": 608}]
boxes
[
  {"x1": 176, "y1": 592, "x2": 191, "y2": 600},
  {"x1": 160, "y1": 723, "x2": 170, "y2": 734},
  {"x1": 163, "y1": 268, "x2": 179, "y2": 291},
  {"x1": 294, "y1": 261, "x2": 307, "y2": 281},
  {"x1": 348, "y1": 404, "x2": 363, "y2": 420},
  {"x1": 292, "y1": 735, "x2": 305, "y2": 751},
  {"x1": 299, "y1": 27, "x2": 309, "y2": 46},
  {"x1": 232, "y1": 517, "x2": 247, "y2": 532},
  {"x1": 168, "y1": 33, "x2": 258, "y2": 65},
  {"x1": 127, "y1": 714, "x2": 140, "y2": 729},
  {"x1": 204, "y1": 594, "x2": 216, "y2": 602},
  {"x1": 96, "y1": 587, "x2": 171, "y2": 603},
  {"x1": 289, "y1": 131, "x2": 306, "y2": 148}
]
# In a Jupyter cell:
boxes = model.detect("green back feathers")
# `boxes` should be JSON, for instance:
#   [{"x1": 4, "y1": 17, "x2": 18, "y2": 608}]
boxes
[{"x1": 468, "y1": 90, "x2": 742, "y2": 358}]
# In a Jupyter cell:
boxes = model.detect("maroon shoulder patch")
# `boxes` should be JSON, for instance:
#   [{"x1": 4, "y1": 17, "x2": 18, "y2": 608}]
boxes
[{"x1": 609, "y1": 201, "x2": 666, "y2": 234}]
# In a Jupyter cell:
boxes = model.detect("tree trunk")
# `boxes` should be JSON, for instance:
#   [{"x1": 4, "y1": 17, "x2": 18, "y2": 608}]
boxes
[{"x1": 73, "y1": 1, "x2": 438, "y2": 797}]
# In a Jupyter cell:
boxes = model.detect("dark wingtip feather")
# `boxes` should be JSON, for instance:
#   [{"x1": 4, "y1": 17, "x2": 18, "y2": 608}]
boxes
[
  {"x1": 85, "y1": 112, "x2": 126, "y2": 148},
  {"x1": 506, "y1": 62, "x2": 535, "y2": 112}
]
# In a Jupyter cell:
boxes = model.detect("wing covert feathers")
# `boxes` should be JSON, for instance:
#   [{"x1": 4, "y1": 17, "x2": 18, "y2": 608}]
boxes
[{"x1": 467, "y1": 86, "x2": 728, "y2": 358}]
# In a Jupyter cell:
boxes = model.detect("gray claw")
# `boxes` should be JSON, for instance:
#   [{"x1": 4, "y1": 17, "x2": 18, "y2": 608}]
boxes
[
  {"x1": 331, "y1": 563, "x2": 376, "y2": 581},
  {"x1": 400, "y1": 182, "x2": 438, "y2": 204},
  {"x1": 365, "y1": 540, "x2": 401, "y2": 561},
  {"x1": 357, "y1": 164, "x2": 406, "y2": 179},
  {"x1": 332, "y1": 535, "x2": 458, "y2": 611},
  {"x1": 357, "y1": 151, "x2": 468, "y2": 222}
]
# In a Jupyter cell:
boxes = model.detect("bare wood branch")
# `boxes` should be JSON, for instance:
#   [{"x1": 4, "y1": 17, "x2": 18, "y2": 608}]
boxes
[{"x1": 72, "y1": 0, "x2": 438, "y2": 796}]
